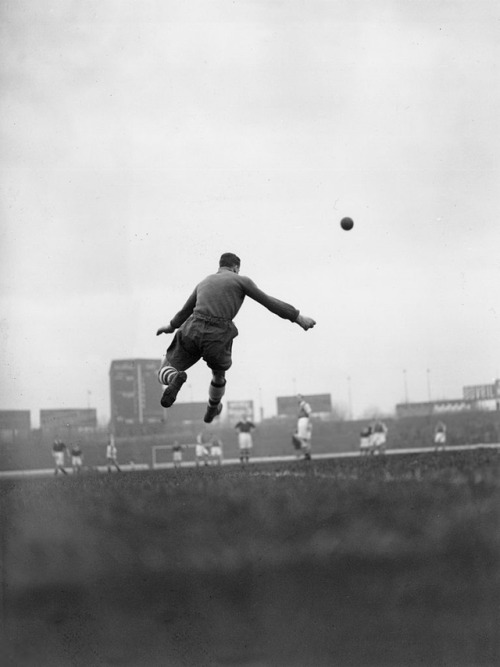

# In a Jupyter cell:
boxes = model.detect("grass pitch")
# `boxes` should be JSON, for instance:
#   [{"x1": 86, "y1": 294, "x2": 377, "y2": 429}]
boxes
[{"x1": 2, "y1": 449, "x2": 500, "y2": 666}]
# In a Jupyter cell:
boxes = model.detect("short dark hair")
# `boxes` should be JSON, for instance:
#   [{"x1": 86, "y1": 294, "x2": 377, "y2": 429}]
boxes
[{"x1": 219, "y1": 252, "x2": 241, "y2": 268}]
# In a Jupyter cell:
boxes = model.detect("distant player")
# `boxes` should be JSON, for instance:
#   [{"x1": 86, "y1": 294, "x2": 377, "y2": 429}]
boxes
[
  {"x1": 156, "y1": 252, "x2": 316, "y2": 424},
  {"x1": 106, "y1": 434, "x2": 121, "y2": 472},
  {"x1": 291, "y1": 430, "x2": 303, "y2": 458},
  {"x1": 359, "y1": 424, "x2": 373, "y2": 455},
  {"x1": 210, "y1": 436, "x2": 224, "y2": 466},
  {"x1": 235, "y1": 415, "x2": 255, "y2": 465},
  {"x1": 434, "y1": 421, "x2": 447, "y2": 451},
  {"x1": 52, "y1": 439, "x2": 68, "y2": 475},
  {"x1": 195, "y1": 431, "x2": 210, "y2": 466},
  {"x1": 296, "y1": 395, "x2": 312, "y2": 460},
  {"x1": 70, "y1": 443, "x2": 83, "y2": 474},
  {"x1": 371, "y1": 420, "x2": 388, "y2": 454},
  {"x1": 172, "y1": 441, "x2": 184, "y2": 468}
]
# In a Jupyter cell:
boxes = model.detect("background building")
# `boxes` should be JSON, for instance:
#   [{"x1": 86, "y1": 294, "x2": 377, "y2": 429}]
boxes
[
  {"x1": 397, "y1": 378, "x2": 500, "y2": 418},
  {"x1": 276, "y1": 394, "x2": 332, "y2": 418},
  {"x1": 165, "y1": 402, "x2": 208, "y2": 426},
  {"x1": 0, "y1": 410, "x2": 31, "y2": 443},
  {"x1": 463, "y1": 379, "x2": 500, "y2": 410},
  {"x1": 110, "y1": 359, "x2": 165, "y2": 435},
  {"x1": 227, "y1": 400, "x2": 254, "y2": 424},
  {"x1": 40, "y1": 409, "x2": 97, "y2": 438},
  {"x1": 395, "y1": 399, "x2": 473, "y2": 419}
]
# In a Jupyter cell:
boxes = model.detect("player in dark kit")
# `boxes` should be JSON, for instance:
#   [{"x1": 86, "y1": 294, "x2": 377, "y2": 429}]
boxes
[
  {"x1": 52, "y1": 439, "x2": 68, "y2": 475},
  {"x1": 172, "y1": 441, "x2": 184, "y2": 468},
  {"x1": 70, "y1": 443, "x2": 83, "y2": 473},
  {"x1": 235, "y1": 415, "x2": 256, "y2": 464},
  {"x1": 157, "y1": 253, "x2": 316, "y2": 423}
]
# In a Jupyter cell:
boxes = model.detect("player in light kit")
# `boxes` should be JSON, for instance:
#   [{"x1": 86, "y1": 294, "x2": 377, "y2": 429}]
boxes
[
  {"x1": 296, "y1": 395, "x2": 313, "y2": 460},
  {"x1": 371, "y1": 420, "x2": 388, "y2": 454},
  {"x1": 359, "y1": 424, "x2": 373, "y2": 455},
  {"x1": 156, "y1": 253, "x2": 316, "y2": 423},
  {"x1": 195, "y1": 431, "x2": 211, "y2": 466},
  {"x1": 106, "y1": 434, "x2": 121, "y2": 472},
  {"x1": 291, "y1": 430, "x2": 303, "y2": 458},
  {"x1": 235, "y1": 415, "x2": 255, "y2": 464},
  {"x1": 434, "y1": 421, "x2": 447, "y2": 451}
]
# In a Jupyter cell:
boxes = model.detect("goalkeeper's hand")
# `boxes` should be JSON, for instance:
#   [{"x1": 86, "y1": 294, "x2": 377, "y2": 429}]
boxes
[
  {"x1": 156, "y1": 324, "x2": 175, "y2": 336},
  {"x1": 295, "y1": 314, "x2": 316, "y2": 331}
]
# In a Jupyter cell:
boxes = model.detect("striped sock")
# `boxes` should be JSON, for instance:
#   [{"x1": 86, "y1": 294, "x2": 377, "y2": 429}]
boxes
[{"x1": 158, "y1": 366, "x2": 178, "y2": 386}]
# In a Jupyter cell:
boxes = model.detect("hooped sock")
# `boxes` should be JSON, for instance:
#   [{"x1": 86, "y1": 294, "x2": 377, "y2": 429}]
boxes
[{"x1": 158, "y1": 366, "x2": 178, "y2": 385}]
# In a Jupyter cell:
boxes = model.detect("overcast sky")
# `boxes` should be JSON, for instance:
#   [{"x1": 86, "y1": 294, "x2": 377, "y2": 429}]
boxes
[{"x1": 1, "y1": 0, "x2": 499, "y2": 426}]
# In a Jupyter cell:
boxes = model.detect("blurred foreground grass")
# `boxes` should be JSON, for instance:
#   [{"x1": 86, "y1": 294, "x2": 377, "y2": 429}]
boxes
[{"x1": 1, "y1": 449, "x2": 500, "y2": 666}]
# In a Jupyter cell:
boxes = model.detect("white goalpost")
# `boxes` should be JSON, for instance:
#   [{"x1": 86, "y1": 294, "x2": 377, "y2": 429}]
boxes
[
  {"x1": 152, "y1": 445, "x2": 173, "y2": 469},
  {"x1": 152, "y1": 443, "x2": 197, "y2": 469}
]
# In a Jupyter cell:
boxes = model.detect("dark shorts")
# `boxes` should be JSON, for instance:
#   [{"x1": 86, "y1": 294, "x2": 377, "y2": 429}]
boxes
[{"x1": 163, "y1": 315, "x2": 238, "y2": 373}]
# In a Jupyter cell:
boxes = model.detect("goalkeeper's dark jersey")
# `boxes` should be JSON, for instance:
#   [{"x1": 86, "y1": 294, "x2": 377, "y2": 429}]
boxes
[
  {"x1": 235, "y1": 420, "x2": 255, "y2": 433},
  {"x1": 169, "y1": 267, "x2": 299, "y2": 329}
]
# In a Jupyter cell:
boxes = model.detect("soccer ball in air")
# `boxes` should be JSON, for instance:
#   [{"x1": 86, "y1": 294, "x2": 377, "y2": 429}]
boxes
[{"x1": 340, "y1": 217, "x2": 354, "y2": 231}]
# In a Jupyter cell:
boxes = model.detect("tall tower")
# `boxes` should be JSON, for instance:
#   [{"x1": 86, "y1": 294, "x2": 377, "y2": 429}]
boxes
[{"x1": 109, "y1": 359, "x2": 164, "y2": 435}]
